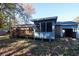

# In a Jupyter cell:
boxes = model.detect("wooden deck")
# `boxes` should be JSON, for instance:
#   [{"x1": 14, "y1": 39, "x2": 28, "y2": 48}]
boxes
[{"x1": 11, "y1": 27, "x2": 34, "y2": 38}]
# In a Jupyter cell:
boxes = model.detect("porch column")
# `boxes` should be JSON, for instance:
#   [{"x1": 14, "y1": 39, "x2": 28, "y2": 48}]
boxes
[
  {"x1": 33, "y1": 28, "x2": 35, "y2": 41},
  {"x1": 76, "y1": 26, "x2": 77, "y2": 39},
  {"x1": 40, "y1": 22, "x2": 43, "y2": 41}
]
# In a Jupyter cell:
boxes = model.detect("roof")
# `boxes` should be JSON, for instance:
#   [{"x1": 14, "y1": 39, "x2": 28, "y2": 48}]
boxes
[
  {"x1": 56, "y1": 21, "x2": 79, "y2": 25},
  {"x1": 56, "y1": 21, "x2": 79, "y2": 29},
  {"x1": 31, "y1": 16, "x2": 58, "y2": 22}
]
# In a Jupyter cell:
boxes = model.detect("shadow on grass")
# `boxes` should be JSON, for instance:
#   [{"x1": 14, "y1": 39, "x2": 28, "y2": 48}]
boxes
[
  {"x1": 0, "y1": 37, "x2": 36, "y2": 56},
  {"x1": 25, "y1": 38, "x2": 79, "y2": 56},
  {"x1": 0, "y1": 36, "x2": 79, "y2": 56}
]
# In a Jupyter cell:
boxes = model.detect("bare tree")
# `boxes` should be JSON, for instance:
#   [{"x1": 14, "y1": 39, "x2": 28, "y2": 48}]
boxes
[
  {"x1": 19, "y1": 3, "x2": 35, "y2": 24},
  {"x1": 73, "y1": 16, "x2": 79, "y2": 22}
]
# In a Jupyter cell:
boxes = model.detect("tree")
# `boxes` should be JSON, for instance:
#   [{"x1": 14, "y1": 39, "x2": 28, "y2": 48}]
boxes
[
  {"x1": 0, "y1": 3, "x2": 17, "y2": 38},
  {"x1": 23, "y1": 4, "x2": 35, "y2": 17},
  {"x1": 0, "y1": 3, "x2": 16, "y2": 28},
  {"x1": 0, "y1": 3, "x2": 35, "y2": 37},
  {"x1": 0, "y1": 3, "x2": 35, "y2": 26},
  {"x1": 73, "y1": 16, "x2": 79, "y2": 22},
  {"x1": 0, "y1": 12, "x2": 4, "y2": 28},
  {"x1": 16, "y1": 3, "x2": 35, "y2": 24}
]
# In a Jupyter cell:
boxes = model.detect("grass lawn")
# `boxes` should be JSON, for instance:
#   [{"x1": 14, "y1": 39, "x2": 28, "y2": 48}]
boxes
[{"x1": 0, "y1": 35, "x2": 79, "y2": 56}]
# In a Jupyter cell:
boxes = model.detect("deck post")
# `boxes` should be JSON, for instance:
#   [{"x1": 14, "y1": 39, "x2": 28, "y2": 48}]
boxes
[
  {"x1": 40, "y1": 22, "x2": 43, "y2": 41},
  {"x1": 76, "y1": 25, "x2": 77, "y2": 39},
  {"x1": 33, "y1": 28, "x2": 35, "y2": 41}
]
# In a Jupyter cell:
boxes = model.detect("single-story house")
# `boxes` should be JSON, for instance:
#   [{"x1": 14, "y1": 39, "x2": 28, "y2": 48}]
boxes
[
  {"x1": 11, "y1": 16, "x2": 79, "y2": 40},
  {"x1": 32, "y1": 16, "x2": 57, "y2": 40},
  {"x1": 32, "y1": 16, "x2": 79, "y2": 40}
]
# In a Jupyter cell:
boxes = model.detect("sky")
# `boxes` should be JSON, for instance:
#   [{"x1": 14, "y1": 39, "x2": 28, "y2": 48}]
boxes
[{"x1": 32, "y1": 3, "x2": 79, "y2": 21}]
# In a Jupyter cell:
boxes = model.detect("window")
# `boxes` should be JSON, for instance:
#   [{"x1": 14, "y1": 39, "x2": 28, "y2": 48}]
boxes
[
  {"x1": 47, "y1": 22, "x2": 52, "y2": 32},
  {"x1": 41, "y1": 22, "x2": 45, "y2": 32},
  {"x1": 35, "y1": 21, "x2": 52, "y2": 32},
  {"x1": 35, "y1": 23, "x2": 40, "y2": 32}
]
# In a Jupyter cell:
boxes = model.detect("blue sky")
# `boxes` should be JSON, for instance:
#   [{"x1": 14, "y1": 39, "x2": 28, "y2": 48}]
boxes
[{"x1": 32, "y1": 3, "x2": 79, "y2": 21}]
